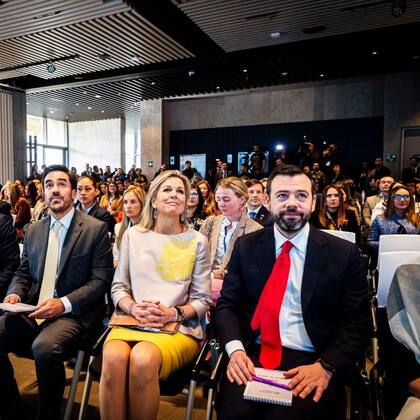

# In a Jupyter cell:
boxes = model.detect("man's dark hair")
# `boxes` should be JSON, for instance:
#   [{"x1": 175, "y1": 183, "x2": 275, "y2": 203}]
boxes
[
  {"x1": 266, "y1": 164, "x2": 315, "y2": 196},
  {"x1": 185, "y1": 160, "x2": 191, "y2": 165},
  {"x1": 245, "y1": 178, "x2": 264, "y2": 191},
  {"x1": 42, "y1": 165, "x2": 77, "y2": 190}
]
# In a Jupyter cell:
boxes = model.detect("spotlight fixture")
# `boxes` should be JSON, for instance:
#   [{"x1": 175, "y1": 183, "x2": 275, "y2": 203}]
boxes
[
  {"x1": 242, "y1": 68, "x2": 248, "y2": 73},
  {"x1": 320, "y1": 73, "x2": 325, "y2": 78},
  {"x1": 151, "y1": 81, "x2": 155, "y2": 86},
  {"x1": 47, "y1": 62, "x2": 56, "y2": 73},
  {"x1": 87, "y1": 106, "x2": 92, "y2": 110},
  {"x1": 188, "y1": 70, "x2": 195, "y2": 77},
  {"x1": 216, "y1": 86, "x2": 220, "y2": 90},
  {"x1": 94, "y1": 94, "x2": 101, "y2": 98},
  {"x1": 372, "y1": 51, "x2": 378, "y2": 55},
  {"x1": 281, "y1": 72, "x2": 288, "y2": 76},
  {"x1": 270, "y1": 32, "x2": 281, "y2": 39},
  {"x1": 275, "y1": 144, "x2": 284, "y2": 151},
  {"x1": 392, "y1": 0, "x2": 407, "y2": 17}
]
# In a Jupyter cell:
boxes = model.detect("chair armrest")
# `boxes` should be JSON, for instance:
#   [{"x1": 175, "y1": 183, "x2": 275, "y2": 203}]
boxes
[{"x1": 91, "y1": 327, "x2": 111, "y2": 355}]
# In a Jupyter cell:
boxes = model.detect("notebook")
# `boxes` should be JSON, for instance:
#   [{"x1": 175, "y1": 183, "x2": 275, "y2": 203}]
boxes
[
  {"x1": 243, "y1": 368, "x2": 293, "y2": 406},
  {"x1": 109, "y1": 310, "x2": 179, "y2": 335}
]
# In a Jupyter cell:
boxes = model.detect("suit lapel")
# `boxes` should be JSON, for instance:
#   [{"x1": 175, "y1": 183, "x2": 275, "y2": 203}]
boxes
[
  {"x1": 210, "y1": 216, "x2": 224, "y2": 266},
  {"x1": 37, "y1": 216, "x2": 51, "y2": 282},
  {"x1": 255, "y1": 227, "x2": 276, "y2": 285},
  {"x1": 221, "y1": 214, "x2": 248, "y2": 268},
  {"x1": 57, "y1": 212, "x2": 83, "y2": 278},
  {"x1": 301, "y1": 226, "x2": 328, "y2": 311}
]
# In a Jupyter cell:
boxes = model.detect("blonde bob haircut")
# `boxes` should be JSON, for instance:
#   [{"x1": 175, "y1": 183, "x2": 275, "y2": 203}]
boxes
[
  {"x1": 139, "y1": 170, "x2": 190, "y2": 230},
  {"x1": 215, "y1": 176, "x2": 249, "y2": 201},
  {"x1": 116, "y1": 185, "x2": 147, "y2": 249}
]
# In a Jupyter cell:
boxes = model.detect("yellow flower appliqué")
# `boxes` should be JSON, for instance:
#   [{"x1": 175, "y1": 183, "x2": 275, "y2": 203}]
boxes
[{"x1": 156, "y1": 238, "x2": 198, "y2": 281}]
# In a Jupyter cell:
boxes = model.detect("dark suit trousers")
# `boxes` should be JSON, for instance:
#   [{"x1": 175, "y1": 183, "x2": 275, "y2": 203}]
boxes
[
  {"x1": 216, "y1": 345, "x2": 345, "y2": 420},
  {"x1": 0, "y1": 313, "x2": 85, "y2": 419}
]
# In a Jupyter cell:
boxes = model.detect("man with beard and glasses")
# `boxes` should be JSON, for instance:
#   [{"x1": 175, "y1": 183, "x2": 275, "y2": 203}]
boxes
[
  {"x1": 0, "y1": 165, "x2": 113, "y2": 420},
  {"x1": 216, "y1": 164, "x2": 370, "y2": 420}
]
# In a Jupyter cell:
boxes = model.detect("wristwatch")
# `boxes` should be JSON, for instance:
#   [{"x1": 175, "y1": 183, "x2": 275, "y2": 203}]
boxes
[
  {"x1": 174, "y1": 306, "x2": 185, "y2": 323},
  {"x1": 316, "y1": 358, "x2": 336, "y2": 375}
]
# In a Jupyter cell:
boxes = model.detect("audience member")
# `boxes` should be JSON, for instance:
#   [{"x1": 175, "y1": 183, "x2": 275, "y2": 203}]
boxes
[
  {"x1": 402, "y1": 156, "x2": 419, "y2": 185},
  {"x1": 182, "y1": 160, "x2": 198, "y2": 180},
  {"x1": 0, "y1": 212, "x2": 20, "y2": 301},
  {"x1": 311, "y1": 162, "x2": 326, "y2": 193},
  {"x1": 113, "y1": 185, "x2": 146, "y2": 265},
  {"x1": 238, "y1": 163, "x2": 251, "y2": 178},
  {"x1": 245, "y1": 179, "x2": 273, "y2": 227},
  {"x1": 99, "y1": 170, "x2": 211, "y2": 420},
  {"x1": 153, "y1": 163, "x2": 168, "y2": 179},
  {"x1": 81, "y1": 163, "x2": 92, "y2": 177},
  {"x1": 362, "y1": 176, "x2": 394, "y2": 226},
  {"x1": 221, "y1": 162, "x2": 233, "y2": 179},
  {"x1": 76, "y1": 176, "x2": 115, "y2": 233},
  {"x1": 26, "y1": 180, "x2": 47, "y2": 222},
  {"x1": 368, "y1": 183, "x2": 419, "y2": 252},
  {"x1": 0, "y1": 165, "x2": 113, "y2": 419},
  {"x1": 370, "y1": 157, "x2": 391, "y2": 179},
  {"x1": 4, "y1": 182, "x2": 31, "y2": 240},
  {"x1": 186, "y1": 185, "x2": 207, "y2": 231},
  {"x1": 27, "y1": 165, "x2": 41, "y2": 182},
  {"x1": 197, "y1": 179, "x2": 218, "y2": 217},
  {"x1": 330, "y1": 163, "x2": 345, "y2": 184},
  {"x1": 249, "y1": 145, "x2": 266, "y2": 179},
  {"x1": 215, "y1": 164, "x2": 370, "y2": 419},
  {"x1": 200, "y1": 177, "x2": 262, "y2": 301},
  {"x1": 99, "y1": 181, "x2": 123, "y2": 219},
  {"x1": 311, "y1": 184, "x2": 359, "y2": 242},
  {"x1": 357, "y1": 161, "x2": 371, "y2": 193}
]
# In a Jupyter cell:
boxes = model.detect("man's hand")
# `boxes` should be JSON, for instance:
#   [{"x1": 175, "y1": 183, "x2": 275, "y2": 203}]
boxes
[
  {"x1": 28, "y1": 299, "x2": 65, "y2": 320},
  {"x1": 3, "y1": 294, "x2": 20, "y2": 304},
  {"x1": 227, "y1": 350, "x2": 255, "y2": 386},
  {"x1": 284, "y1": 362, "x2": 332, "y2": 402}
]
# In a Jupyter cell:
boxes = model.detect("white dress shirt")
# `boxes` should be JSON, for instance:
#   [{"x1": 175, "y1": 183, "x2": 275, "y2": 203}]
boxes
[
  {"x1": 213, "y1": 217, "x2": 239, "y2": 269},
  {"x1": 50, "y1": 207, "x2": 75, "y2": 314},
  {"x1": 226, "y1": 222, "x2": 315, "y2": 357},
  {"x1": 371, "y1": 194, "x2": 386, "y2": 224}
]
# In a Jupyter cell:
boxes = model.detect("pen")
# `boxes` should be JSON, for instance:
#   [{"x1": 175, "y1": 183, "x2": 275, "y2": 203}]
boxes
[{"x1": 251, "y1": 375, "x2": 291, "y2": 391}]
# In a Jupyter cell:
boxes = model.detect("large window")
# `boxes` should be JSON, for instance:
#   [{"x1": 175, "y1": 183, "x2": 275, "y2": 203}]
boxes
[{"x1": 26, "y1": 115, "x2": 68, "y2": 176}]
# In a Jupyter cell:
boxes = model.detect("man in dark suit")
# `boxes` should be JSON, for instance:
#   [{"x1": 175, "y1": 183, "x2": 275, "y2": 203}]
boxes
[
  {"x1": 0, "y1": 199, "x2": 12, "y2": 217},
  {"x1": 0, "y1": 213, "x2": 20, "y2": 301},
  {"x1": 216, "y1": 164, "x2": 370, "y2": 419},
  {"x1": 0, "y1": 165, "x2": 114, "y2": 420},
  {"x1": 76, "y1": 176, "x2": 115, "y2": 233},
  {"x1": 402, "y1": 156, "x2": 419, "y2": 185},
  {"x1": 245, "y1": 179, "x2": 272, "y2": 227}
]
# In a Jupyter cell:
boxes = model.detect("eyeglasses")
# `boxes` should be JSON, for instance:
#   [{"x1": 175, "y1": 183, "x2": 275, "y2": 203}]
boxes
[
  {"x1": 394, "y1": 194, "x2": 410, "y2": 201},
  {"x1": 190, "y1": 192, "x2": 199, "y2": 197}
]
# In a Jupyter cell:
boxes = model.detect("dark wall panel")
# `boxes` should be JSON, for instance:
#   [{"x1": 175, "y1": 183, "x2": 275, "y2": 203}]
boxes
[{"x1": 169, "y1": 117, "x2": 384, "y2": 177}]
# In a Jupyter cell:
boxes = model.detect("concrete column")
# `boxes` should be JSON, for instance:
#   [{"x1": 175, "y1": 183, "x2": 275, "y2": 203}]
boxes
[
  {"x1": 13, "y1": 90, "x2": 27, "y2": 181},
  {"x1": 0, "y1": 90, "x2": 14, "y2": 184},
  {"x1": 140, "y1": 99, "x2": 163, "y2": 179}
]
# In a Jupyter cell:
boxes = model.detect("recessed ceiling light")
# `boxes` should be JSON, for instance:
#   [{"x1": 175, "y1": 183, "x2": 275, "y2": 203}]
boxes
[
  {"x1": 151, "y1": 81, "x2": 155, "y2": 86},
  {"x1": 243, "y1": 69, "x2": 248, "y2": 73},
  {"x1": 88, "y1": 106, "x2": 92, "y2": 110},
  {"x1": 134, "y1": 101, "x2": 140, "y2": 106},
  {"x1": 94, "y1": 94, "x2": 101, "y2": 98},
  {"x1": 281, "y1": 72, "x2": 288, "y2": 76},
  {"x1": 188, "y1": 70, "x2": 195, "y2": 77},
  {"x1": 372, "y1": 51, "x2": 378, "y2": 55},
  {"x1": 320, "y1": 73, "x2": 325, "y2": 78},
  {"x1": 83, "y1": 91, "x2": 87, "y2": 94},
  {"x1": 270, "y1": 32, "x2": 281, "y2": 39},
  {"x1": 101, "y1": 110, "x2": 105, "y2": 113},
  {"x1": 216, "y1": 86, "x2": 220, "y2": 90},
  {"x1": 26, "y1": 102, "x2": 29, "y2": 105},
  {"x1": 65, "y1": 116, "x2": 69, "y2": 119}
]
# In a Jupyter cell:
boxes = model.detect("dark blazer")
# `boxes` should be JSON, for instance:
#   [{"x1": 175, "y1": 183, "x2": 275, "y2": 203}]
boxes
[
  {"x1": 0, "y1": 200, "x2": 11, "y2": 217},
  {"x1": 7, "y1": 210, "x2": 114, "y2": 330},
  {"x1": 0, "y1": 213, "x2": 20, "y2": 301},
  {"x1": 216, "y1": 225, "x2": 370, "y2": 373},
  {"x1": 254, "y1": 206, "x2": 273, "y2": 227},
  {"x1": 76, "y1": 201, "x2": 115, "y2": 234},
  {"x1": 402, "y1": 166, "x2": 419, "y2": 184}
]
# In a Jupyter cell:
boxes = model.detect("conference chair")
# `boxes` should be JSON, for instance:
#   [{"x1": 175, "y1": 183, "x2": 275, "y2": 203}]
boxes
[
  {"x1": 77, "y1": 324, "x2": 220, "y2": 420},
  {"x1": 369, "y1": 235, "x2": 420, "y2": 419}
]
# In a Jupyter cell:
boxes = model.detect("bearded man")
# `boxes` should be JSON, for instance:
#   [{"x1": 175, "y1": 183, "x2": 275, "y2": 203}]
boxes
[{"x1": 215, "y1": 164, "x2": 370, "y2": 420}]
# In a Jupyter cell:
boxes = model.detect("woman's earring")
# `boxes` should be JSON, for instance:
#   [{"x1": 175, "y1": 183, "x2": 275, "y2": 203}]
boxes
[{"x1": 153, "y1": 208, "x2": 158, "y2": 219}]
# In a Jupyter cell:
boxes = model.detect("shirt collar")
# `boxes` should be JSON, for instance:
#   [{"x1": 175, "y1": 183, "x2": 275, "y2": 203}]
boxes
[
  {"x1": 248, "y1": 206, "x2": 261, "y2": 215},
  {"x1": 222, "y1": 216, "x2": 239, "y2": 228},
  {"x1": 273, "y1": 221, "x2": 310, "y2": 254},
  {"x1": 50, "y1": 207, "x2": 75, "y2": 230}
]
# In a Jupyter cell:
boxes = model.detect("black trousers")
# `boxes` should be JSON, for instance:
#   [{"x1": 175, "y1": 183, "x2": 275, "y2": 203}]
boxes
[
  {"x1": 0, "y1": 313, "x2": 85, "y2": 420},
  {"x1": 216, "y1": 345, "x2": 345, "y2": 420}
]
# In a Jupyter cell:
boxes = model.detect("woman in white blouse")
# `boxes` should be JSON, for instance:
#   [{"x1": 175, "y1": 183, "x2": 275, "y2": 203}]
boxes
[{"x1": 100, "y1": 170, "x2": 212, "y2": 420}]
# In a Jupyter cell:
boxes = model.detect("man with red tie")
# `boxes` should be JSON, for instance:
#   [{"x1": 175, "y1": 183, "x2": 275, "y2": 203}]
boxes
[{"x1": 216, "y1": 164, "x2": 370, "y2": 419}]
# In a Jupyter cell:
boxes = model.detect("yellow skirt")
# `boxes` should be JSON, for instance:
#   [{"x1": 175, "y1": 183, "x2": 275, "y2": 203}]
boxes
[{"x1": 104, "y1": 327, "x2": 199, "y2": 380}]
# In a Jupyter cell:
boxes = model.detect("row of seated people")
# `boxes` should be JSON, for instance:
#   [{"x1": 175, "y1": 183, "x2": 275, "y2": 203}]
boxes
[{"x1": 0, "y1": 164, "x2": 418, "y2": 419}]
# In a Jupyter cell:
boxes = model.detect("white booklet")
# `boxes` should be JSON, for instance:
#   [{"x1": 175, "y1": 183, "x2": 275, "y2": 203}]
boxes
[
  {"x1": 0, "y1": 303, "x2": 37, "y2": 313},
  {"x1": 243, "y1": 367, "x2": 292, "y2": 406}
]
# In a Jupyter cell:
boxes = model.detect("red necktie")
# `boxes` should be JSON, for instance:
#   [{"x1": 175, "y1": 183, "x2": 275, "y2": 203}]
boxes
[{"x1": 251, "y1": 241, "x2": 293, "y2": 369}]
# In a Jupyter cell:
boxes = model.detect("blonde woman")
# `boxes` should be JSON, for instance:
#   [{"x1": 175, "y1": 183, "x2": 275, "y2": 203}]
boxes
[
  {"x1": 113, "y1": 185, "x2": 146, "y2": 266},
  {"x1": 199, "y1": 177, "x2": 262, "y2": 301},
  {"x1": 99, "y1": 182, "x2": 123, "y2": 218},
  {"x1": 100, "y1": 170, "x2": 212, "y2": 420}
]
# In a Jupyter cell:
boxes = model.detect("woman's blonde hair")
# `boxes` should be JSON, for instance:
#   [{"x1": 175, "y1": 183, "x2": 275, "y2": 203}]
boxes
[
  {"x1": 384, "y1": 184, "x2": 419, "y2": 227},
  {"x1": 7, "y1": 182, "x2": 24, "y2": 208},
  {"x1": 215, "y1": 176, "x2": 249, "y2": 200},
  {"x1": 116, "y1": 185, "x2": 147, "y2": 249},
  {"x1": 139, "y1": 170, "x2": 190, "y2": 230}
]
